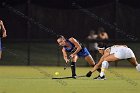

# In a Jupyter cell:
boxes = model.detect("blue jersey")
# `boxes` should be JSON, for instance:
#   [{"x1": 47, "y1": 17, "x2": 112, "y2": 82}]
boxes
[{"x1": 64, "y1": 39, "x2": 90, "y2": 58}]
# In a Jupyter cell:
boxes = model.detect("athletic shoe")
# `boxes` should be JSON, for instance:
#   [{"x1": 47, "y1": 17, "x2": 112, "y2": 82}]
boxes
[
  {"x1": 93, "y1": 75, "x2": 100, "y2": 79},
  {"x1": 94, "y1": 75, "x2": 106, "y2": 80},
  {"x1": 72, "y1": 75, "x2": 77, "y2": 79}
]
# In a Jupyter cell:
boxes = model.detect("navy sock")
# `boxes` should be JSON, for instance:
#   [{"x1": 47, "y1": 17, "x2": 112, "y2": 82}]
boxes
[
  {"x1": 71, "y1": 62, "x2": 76, "y2": 76},
  {"x1": 97, "y1": 68, "x2": 101, "y2": 73}
]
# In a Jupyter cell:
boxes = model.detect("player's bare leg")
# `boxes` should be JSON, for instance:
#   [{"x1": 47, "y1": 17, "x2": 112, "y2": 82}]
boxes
[
  {"x1": 127, "y1": 57, "x2": 138, "y2": 66},
  {"x1": 85, "y1": 55, "x2": 101, "y2": 73},
  {"x1": 127, "y1": 57, "x2": 140, "y2": 71},
  {"x1": 84, "y1": 55, "x2": 95, "y2": 66}
]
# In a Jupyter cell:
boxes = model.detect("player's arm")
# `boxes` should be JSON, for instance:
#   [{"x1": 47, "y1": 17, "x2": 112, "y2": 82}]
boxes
[
  {"x1": 91, "y1": 49, "x2": 110, "y2": 72},
  {"x1": 97, "y1": 49, "x2": 110, "y2": 65},
  {"x1": 62, "y1": 48, "x2": 69, "y2": 63},
  {"x1": 0, "y1": 20, "x2": 7, "y2": 38},
  {"x1": 86, "y1": 48, "x2": 110, "y2": 77},
  {"x1": 69, "y1": 37, "x2": 82, "y2": 57}
]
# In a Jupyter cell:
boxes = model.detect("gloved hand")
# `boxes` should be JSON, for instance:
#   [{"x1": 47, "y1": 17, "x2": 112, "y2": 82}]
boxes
[{"x1": 86, "y1": 71, "x2": 93, "y2": 77}]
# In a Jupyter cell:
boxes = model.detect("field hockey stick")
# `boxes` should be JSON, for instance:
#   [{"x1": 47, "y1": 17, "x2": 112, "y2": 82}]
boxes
[
  {"x1": 64, "y1": 56, "x2": 73, "y2": 70},
  {"x1": 64, "y1": 62, "x2": 68, "y2": 70},
  {"x1": 64, "y1": 47, "x2": 76, "y2": 70}
]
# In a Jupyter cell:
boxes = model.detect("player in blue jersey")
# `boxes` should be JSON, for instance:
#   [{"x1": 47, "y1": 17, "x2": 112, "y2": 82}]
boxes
[
  {"x1": 57, "y1": 35, "x2": 101, "y2": 78},
  {"x1": 0, "y1": 20, "x2": 7, "y2": 60}
]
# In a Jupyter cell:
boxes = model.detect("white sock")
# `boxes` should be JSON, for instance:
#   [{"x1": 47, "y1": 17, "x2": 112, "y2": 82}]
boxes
[
  {"x1": 99, "y1": 61, "x2": 109, "y2": 77},
  {"x1": 100, "y1": 72, "x2": 105, "y2": 77}
]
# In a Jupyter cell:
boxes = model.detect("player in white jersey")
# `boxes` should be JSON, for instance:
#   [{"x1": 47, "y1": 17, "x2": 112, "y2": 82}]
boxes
[
  {"x1": 109, "y1": 45, "x2": 135, "y2": 59},
  {"x1": 86, "y1": 44, "x2": 140, "y2": 80}
]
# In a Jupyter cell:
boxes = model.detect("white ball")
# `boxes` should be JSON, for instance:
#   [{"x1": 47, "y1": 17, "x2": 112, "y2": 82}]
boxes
[
  {"x1": 55, "y1": 72, "x2": 59, "y2": 75},
  {"x1": 136, "y1": 64, "x2": 140, "y2": 72}
]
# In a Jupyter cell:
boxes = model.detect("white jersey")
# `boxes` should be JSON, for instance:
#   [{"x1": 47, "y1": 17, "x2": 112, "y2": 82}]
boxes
[{"x1": 107, "y1": 45, "x2": 135, "y2": 59}]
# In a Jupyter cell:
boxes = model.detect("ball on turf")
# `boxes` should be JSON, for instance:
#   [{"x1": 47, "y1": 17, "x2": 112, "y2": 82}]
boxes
[{"x1": 55, "y1": 72, "x2": 59, "y2": 75}]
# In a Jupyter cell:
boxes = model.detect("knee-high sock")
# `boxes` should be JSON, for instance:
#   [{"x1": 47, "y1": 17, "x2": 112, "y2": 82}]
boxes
[
  {"x1": 100, "y1": 61, "x2": 109, "y2": 77},
  {"x1": 71, "y1": 62, "x2": 76, "y2": 76}
]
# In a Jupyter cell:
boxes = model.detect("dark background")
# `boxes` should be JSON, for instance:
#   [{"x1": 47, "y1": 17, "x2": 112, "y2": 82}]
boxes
[
  {"x1": 0, "y1": 0, "x2": 140, "y2": 66},
  {"x1": 0, "y1": 0, "x2": 140, "y2": 41}
]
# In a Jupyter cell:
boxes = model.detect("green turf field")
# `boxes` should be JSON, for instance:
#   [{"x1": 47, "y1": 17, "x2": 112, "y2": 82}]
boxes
[{"x1": 0, "y1": 66, "x2": 139, "y2": 93}]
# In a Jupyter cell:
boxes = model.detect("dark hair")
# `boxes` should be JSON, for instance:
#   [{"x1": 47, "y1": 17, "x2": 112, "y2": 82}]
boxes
[
  {"x1": 56, "y1": 35, "x2": 65, "y2": 39},
  {"x1": 98, "y1": 42, "x2": 108, "y2": 49}
]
